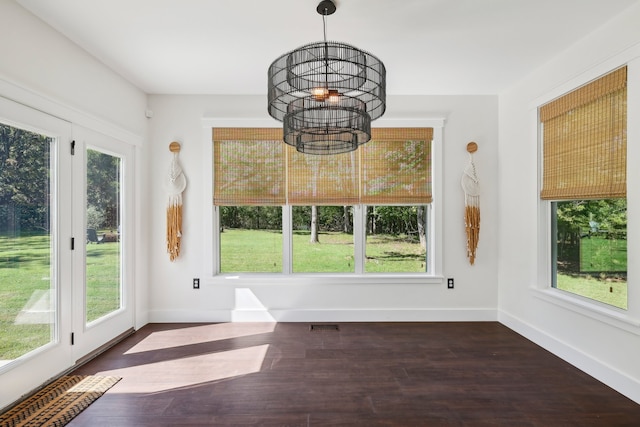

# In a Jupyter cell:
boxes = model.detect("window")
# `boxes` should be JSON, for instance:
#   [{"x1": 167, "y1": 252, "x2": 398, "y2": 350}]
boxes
[
  {"x1": 540, "y1": 67, "x2": 627, "y2": 309},
  {"x1": 292, "y1": 206, "x2": 354, "y2": 273},
  {"x1": 364, "y1": 205, "x2": 428, "y2": 273},
  {"x1": 219, "y1": 206, "x2": 282, "y2": 273},
  {"x1": 213, "y1": 128, "x2": 433, "y2": 274}
]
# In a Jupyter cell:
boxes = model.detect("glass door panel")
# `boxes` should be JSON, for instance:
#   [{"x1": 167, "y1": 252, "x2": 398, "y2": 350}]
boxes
[
  {"x1": 0, "y1": 123, "x2": 55, "y2": 364},
  {"x1": 85, "y1": 149, "x2": 122, "y2": 324},
  {"x1": 71, "y1": 125, "x2": 133, "y2": 360},
  {"x1": 0, "y1": 96, "x2": 73, "y2": 411}
]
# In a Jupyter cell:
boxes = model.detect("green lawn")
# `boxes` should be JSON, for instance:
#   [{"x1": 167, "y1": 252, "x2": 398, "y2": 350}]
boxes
[
  {"x1": 557, "y1": 273, "x2": 627, "y2": 310},
  {"x1": 86, "y1": 241, "x2": 121, "y2": 323},
  {"x1": 220, "y1": 228, "x2": 426, "y2": 273},
  {"x1": 0, "y1": 233, "x2": 120, "y2": 360},
  {"x1": 557, "y1": 235, "x2": 627, "y2": 309},
  {"x1": 579, "y1": 236, "x2": 626, "y2": 272}
]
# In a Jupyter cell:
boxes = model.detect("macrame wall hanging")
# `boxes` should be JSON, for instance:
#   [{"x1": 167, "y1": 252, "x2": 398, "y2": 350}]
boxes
[
  {"x1": 166, "y1": 141, "x2": 186, "y2": 261},
  {"x1": 462, "y1": 142, "x2": 480, "y2": 265}
]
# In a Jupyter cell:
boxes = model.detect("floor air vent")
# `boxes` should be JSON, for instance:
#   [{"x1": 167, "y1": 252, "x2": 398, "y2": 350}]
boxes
[{"x1": 310, "y1": 324, "x2": 340, "y2": 332}]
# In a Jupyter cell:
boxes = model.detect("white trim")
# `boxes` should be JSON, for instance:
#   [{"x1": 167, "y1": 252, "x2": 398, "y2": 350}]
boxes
[
  {"x1": 534, "y1": 57, "x2": 640, "y2": 328},
  {"x1": 205, "y1": 273, "x2": 444, "y2": 286},
  {"x1": 0, "y1": 76, "x2": 143, "y2": 146},
  {"x1": 530, "y1": 42, "x2": 640, "y2": 110},
  {"x1": 150, "y1": 308, "x2": 497, "y2": 323},
  {"x1": 281, "y1": 207, "x2": 292, "y2": 274},
  {"x1": 202, "y1": 117, "x2": 446, "y2": 280},
  {"x1": 203, "y1": 127, "x2": 216, "y2": 277},
  {"x1": 201, "y1": 117, "x2": 446, "y2": 129},
  {"x1": 353, "y1": 205, "x2": 365, "y2": 274},
  {"x1": 530, "y1": 288, "x2": 640, "y2": 334},
  {"x1": 431, "y1": 126, "x2": 444, "y2": 276},
  {"x1": 500, "y1": 310, "x2": 640, "y2": 405}
]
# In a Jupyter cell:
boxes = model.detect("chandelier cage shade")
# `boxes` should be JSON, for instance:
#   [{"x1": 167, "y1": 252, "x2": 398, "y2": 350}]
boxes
[{"x1": 267, "y1": 1, "x2": 386, "y2": 155}]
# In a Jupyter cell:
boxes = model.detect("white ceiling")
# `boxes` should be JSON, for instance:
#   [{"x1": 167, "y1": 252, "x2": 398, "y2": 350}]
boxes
[{"x1": 15, "y1": 0, "x2": 640, "y2": 95}]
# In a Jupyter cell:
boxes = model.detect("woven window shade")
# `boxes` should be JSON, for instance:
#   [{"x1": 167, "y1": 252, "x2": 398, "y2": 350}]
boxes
[
  {"x1": 287, "y1": 147, "x2": 359, "y2": 205},
  {"x1": 213, "y1": 128, "x2": 285, "y2": 206},
  {"x1": 213, "y1": 127, "x2": 433, "y2": 206},
  {"x1": 540, "y1": 67, "x2": 627, "y2": 200},
  {"x1": 361, "y1": 128, "x2": 433, "y2": 204}
]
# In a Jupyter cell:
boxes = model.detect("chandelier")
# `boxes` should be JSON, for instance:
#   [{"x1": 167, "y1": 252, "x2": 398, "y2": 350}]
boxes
[{"x1": 267, "y1": 0, "x2": 386, "y2": 155}]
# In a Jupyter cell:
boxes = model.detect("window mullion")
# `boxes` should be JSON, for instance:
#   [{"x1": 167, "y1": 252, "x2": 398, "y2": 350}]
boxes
[
  {"x1": 353, "y1": 205, "x2": 365, "y2": 274},
  {"x1": 213, "y1": 205, "x2": 221, "y2": 274},
  {"x1": 282, "y1": 205, "x2": 292, "y2": 274}
]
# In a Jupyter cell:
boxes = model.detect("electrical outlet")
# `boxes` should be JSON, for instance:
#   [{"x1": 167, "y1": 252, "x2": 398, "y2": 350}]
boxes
[
  {"x1": 447, "y1": 278, "x2": 454, "y2": 289},
  {"x1": 193, "y1": 278, "x2": 200, "y2": 289}
]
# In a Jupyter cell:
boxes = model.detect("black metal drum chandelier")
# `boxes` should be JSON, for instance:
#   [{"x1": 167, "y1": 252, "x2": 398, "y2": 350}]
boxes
[{"x1": 267, "y1": 0, "x2": 386, "y2": 155}]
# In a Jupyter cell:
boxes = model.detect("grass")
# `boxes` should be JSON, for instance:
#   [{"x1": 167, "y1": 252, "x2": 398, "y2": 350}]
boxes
[
  {"x1": 579, "y1": 236, "x2": 626, "y2": 272},
  {"x1": 557, "y1": 273, "x2": 627, "y2": 310},
  {"x1": 0, "y1": 234, "x2": 53, "y2": 360},
  {"x1": 220, "y1": 228, "x2": 426, "y2": 273},
  {"x1": 0, "y1": 233, "x2": 120, "y2": 360},
  {"x1": 220, "y1": 228, "x2": 282, "y2": 272},
  {"x1": 86, "y1": 241, "x2": 121, "y2": 323},
  {"x1": 557, "y1": 235, "x2": 627, "y2": 309}
]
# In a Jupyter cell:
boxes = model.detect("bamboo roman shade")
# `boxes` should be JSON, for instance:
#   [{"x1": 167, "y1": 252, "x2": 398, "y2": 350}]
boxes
[
  {"x1": 287, "y1": 149, "x2": 360, "y2": 205},
  {"x1": 539, "y1": 66, "x2": 627, "y2": 200},
  {"x1": 213, "y1": 128, "x2": 286, "y2": 205},
  {"x1": 213, "y1": 128, "x2": 432, "y2": 206},
  {"x1": 362, "y1": 128, "x2": 433, "y2": 204}
]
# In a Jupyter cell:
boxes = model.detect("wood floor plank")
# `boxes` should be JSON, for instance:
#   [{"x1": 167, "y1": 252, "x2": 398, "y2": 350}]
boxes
[{"x1": 67, "y1": 322, "x2": 640, "y2": 426}]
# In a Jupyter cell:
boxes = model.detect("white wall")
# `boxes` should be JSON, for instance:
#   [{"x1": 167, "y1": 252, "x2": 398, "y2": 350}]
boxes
[
  {"x1": 498, "y1": 2, "x2": 640, "y2": 404},
  {"x1": 146, "y1": 94, "x2": 499, "y2": 322}
]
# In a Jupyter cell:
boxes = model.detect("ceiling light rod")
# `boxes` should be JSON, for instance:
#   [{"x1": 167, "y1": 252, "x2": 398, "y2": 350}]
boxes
[
  {"x1": 319, "y1": 0, "x2": 333, "y2": 101},
  {"x1": 267, "y1": 0, "x2": 386, "y2": 155}
]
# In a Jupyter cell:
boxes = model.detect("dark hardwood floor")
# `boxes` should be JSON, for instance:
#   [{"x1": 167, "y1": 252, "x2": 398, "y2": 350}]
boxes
[{"x1": 68, "y1": 322, "x2": 640, "y2": 426}]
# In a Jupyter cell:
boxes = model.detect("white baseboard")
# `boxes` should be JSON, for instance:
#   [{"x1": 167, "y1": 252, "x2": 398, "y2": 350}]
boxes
[
  {"x1": 148, "y1": 308, "x2": 497, "y2": 323},
  {"x1": 499, "y1": 310, "x2": 640, "y2": 405}
]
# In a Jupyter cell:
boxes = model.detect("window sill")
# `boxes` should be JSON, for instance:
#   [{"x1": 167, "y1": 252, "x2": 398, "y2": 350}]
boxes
[
  {"x1": 208, "y1": 273, "x2": 444, "y2": 287},
  {"x1": 531, "y1": 287, "x2": 640, "y2": 335}
]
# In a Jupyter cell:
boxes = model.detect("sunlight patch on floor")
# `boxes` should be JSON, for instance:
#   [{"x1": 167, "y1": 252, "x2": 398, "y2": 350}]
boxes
[
  {"x1": 124, "y1": 322, "x2": 275, "y2": 354},
  {"x1": 100, "y1": 344, "x2": 269, "y2": 393}
]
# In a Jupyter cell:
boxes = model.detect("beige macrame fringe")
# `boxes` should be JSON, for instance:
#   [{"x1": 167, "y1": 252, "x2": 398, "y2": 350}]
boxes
[
  {"x1": 166, "y1": 198, "x2": 182, "y2": 262},
  {"x1": 464, "y1": 198, "x2": 480, "y2": 265},
  {"x1": 462, "y1": 143, "x2": 480, "y2": 266}
]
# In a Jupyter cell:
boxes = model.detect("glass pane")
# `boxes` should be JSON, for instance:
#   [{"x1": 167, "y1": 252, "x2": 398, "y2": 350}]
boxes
[
  {"x1": 365, "y1": 206, "x2": 428, "y2": 273},
  {"x1": 86, "y1": 149, "x2": 122, "y2": 323},
  {"x1": 0, "y1": 123, "x2": 55, "y2": 364},
  {"x1": 292, "y1": 206, "x2": 354, "y2": 273},
  {"x1": 553, "y1": 200, "x2": 627, "y2": 309},
  {"x1": 220, "y1": 206, "x2": 282, "y2": 272}
]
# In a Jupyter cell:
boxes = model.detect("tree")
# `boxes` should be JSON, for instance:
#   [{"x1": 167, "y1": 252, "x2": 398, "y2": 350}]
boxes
[
  {"x1": 310, "y1": 205, "x2": 319, "y2": 243},
  {"x1": 343, "y1": 206, "x2": 352, "y2": 233},
  {"x1": 0, "y1": 124, "x2": 51, "y2": 233},
  {"x1": 417, "y1": 205, "x2": 426, "y2": 248},
  {"x1": 556, "y1": 199, "x2": 627, "y2": 257},
  {"x1": 86, "y1": 149, "x2": 120, "y2": 230}
]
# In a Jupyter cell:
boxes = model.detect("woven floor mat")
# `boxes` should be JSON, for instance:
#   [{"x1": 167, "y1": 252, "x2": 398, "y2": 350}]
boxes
[{"x1": 0, "y1": 375, "x2": 120, "y2": 427}]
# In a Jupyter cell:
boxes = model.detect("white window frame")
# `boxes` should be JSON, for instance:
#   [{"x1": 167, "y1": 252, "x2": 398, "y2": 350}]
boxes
[
  {"x1": 202, "y1": 118, "x2": 445, "y2": 285},
  {"x1": 533, "y1": 57, "x2": 640, "y2": 333}
]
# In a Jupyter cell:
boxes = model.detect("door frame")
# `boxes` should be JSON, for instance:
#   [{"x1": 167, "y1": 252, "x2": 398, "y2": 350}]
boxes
[
  {"x1": 0, "y1": 96, "x2": 74, "y2": 409},
  {"x1": 70, "y1": 125, "x2": 135, "y2": 361}
]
